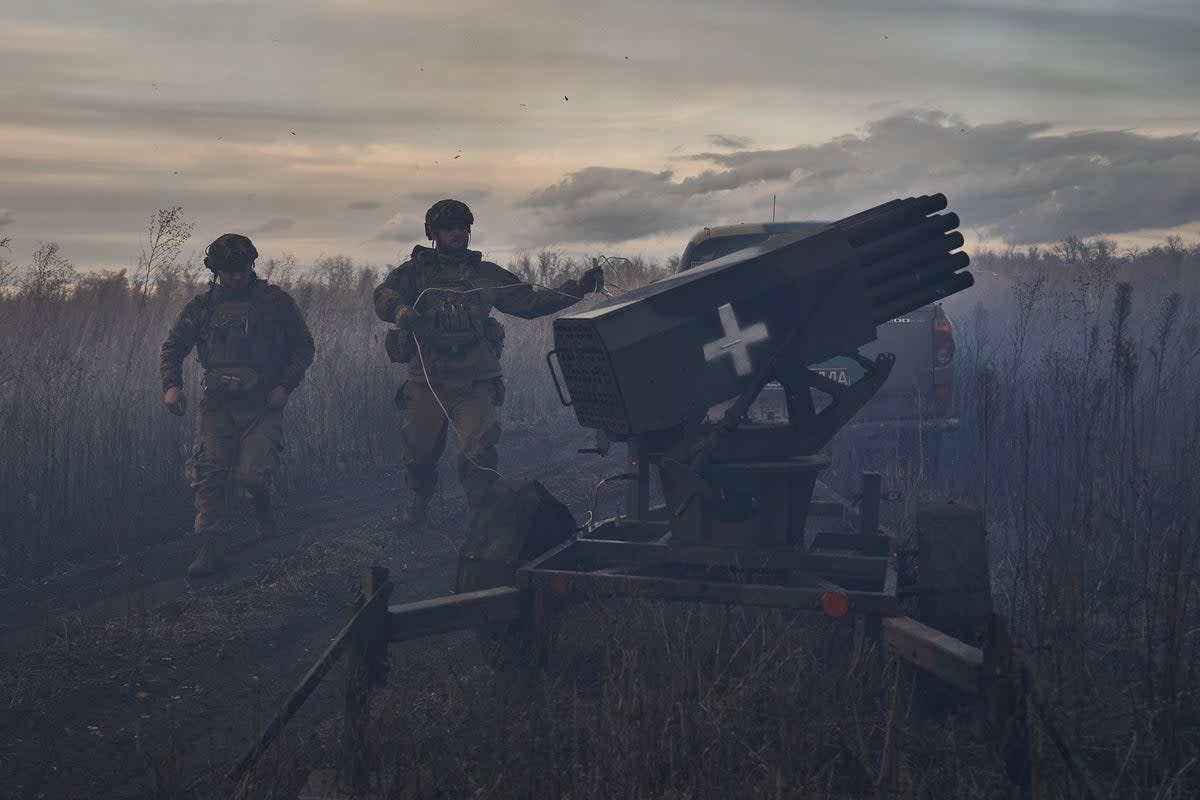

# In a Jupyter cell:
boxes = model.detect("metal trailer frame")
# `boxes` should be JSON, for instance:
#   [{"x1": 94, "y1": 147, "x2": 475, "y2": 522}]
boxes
[{"x1": 228, "y1": 469, "x2": 1106, "y2": 800}]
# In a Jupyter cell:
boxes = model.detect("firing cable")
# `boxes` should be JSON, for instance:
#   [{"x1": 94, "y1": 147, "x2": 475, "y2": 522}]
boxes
[
  {"x1": 403, "y1": 276, "x2": 618, "y2": 479},
  {"x1": 409, "y1": 331, "x2": 506, "y2": 480}
]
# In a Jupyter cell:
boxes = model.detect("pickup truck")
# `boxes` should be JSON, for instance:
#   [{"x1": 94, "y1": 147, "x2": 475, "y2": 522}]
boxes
[{"x1": 676, "y1": 220, "x2": 960, "y2": 475}]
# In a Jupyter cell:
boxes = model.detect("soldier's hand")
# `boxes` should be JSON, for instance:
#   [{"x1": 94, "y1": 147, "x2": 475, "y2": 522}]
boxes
[
  {"x1": 394, "y1": 305, "x2": 421, "y2": 327},
  {"x1": 267, "y1": 385, "x2": 290, "y2": 410},
  {"x1": 164, "y1": 386, "x2": 186, "y2": 416},
  {"x1": 578, "y1": 265, "x2": 604, "y2": 295}
]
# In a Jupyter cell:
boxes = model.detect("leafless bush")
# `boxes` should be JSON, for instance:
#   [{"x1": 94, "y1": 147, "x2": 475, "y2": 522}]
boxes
[
  {"x1": 134, "y1": 207, "x2": 195, "y2": 303},
  {"x1": 21, "y1": 242, "x2": 77, "y2": 300}
]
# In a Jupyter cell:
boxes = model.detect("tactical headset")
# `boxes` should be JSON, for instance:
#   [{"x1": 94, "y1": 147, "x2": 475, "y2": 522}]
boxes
[
  {"x1": 204, "y1": 233, "x2": 259, "y2": 272},
  {"x1": 424, "y1": 199, "x2": 474, "y2": 240}
]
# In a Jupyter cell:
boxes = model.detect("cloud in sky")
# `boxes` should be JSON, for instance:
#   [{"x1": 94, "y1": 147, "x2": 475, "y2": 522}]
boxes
[
  {"x1": 378, "y1": 212, "x2": 425, "y2": 243},
  {"x1": 246, "y1": 216, "x2": 295, "y2": 235},
  {"x1": 519, "y1": 112, "x2": 1200, "y2": 246},
  {"x1": 2, "y1": 0, "x2": 1199, "y2": 267},
  {"x1": 707, "y1": 134, "x2": 753, "y2": 150},
  {"x1": 405, "y1": 190, "x2": 494, "y2": 207},
  {"x1": 519, "y1": 168, "x2": 698, "y2": 242}
]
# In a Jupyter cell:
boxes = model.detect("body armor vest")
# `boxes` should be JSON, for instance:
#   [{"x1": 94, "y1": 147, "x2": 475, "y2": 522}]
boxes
[
  {"x1": 417, "y1": 263, "x2": 482, "y2": 335},
  {"x1": 197, "y1": 285, "x2": 290, "y2": 394},
  {"x1": 415, "y1": 257, "x2": 489, "y2": 352},
  {"x1": 391, "y1": 249, "x2": 509, "y2": 383}
]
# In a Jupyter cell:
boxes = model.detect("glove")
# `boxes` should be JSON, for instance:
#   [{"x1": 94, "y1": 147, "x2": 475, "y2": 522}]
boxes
[
  {"x1": 393, "y1": 305, "x2": 421, "y2": 327},
  {"x1": 577, "y1": 266, "x2": 604, "y2": 295}
]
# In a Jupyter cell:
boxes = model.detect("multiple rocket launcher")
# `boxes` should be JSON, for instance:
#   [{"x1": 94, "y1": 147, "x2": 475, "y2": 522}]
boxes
[{"x1": 552, "y1": 194, "x2": 973, "y2": 437}]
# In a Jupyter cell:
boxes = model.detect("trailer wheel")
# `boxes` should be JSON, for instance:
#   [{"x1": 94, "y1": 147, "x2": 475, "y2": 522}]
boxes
[{"x1": 456, "y1": 479, "x2": 576, "y2": 671}]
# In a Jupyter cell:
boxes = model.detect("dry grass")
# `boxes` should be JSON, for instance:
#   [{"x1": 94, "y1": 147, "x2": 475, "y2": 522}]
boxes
[
  {"x1": 247, "y1": 603, "x2": 1014, "y2": 800},
  {"x1": 4, "y1": 227, "x2": 1200, "y2": 797},
  {"x1": 0, "y1": 245, "x2": 606, "y2": 576}
]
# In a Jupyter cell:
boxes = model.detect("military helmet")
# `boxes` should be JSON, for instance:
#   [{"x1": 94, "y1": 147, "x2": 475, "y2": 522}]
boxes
[
  {"x1": 424, "y1": 199, "x2": 474, "y2": 239},
  {"x1": 204, "y1": 233, "x2": 259, "y2": 272}
]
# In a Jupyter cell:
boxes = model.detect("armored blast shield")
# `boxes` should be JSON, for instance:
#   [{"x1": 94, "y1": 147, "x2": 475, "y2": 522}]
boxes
[{"x1": 552, "y1": 194, "x2": 973, "y2": 436}]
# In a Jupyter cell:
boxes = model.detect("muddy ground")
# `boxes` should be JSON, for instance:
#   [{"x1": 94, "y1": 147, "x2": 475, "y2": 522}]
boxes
[{"x1": 0, "y1": 426, "x2": 625, "y2": 800}]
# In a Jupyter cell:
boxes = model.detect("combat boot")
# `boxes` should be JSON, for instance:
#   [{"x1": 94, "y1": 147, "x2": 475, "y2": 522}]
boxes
[
  {"x1": 187, "y1": 536, "x2": 224, "y2": 578},
  {"x1": 249, "y1": 492, "x2": 278, "y2": 540}
]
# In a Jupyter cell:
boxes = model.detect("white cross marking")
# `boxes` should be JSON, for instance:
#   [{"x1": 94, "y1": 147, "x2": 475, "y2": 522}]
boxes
[{"x1": 703, "y1": 303, "x2": 769, "y2": 376}]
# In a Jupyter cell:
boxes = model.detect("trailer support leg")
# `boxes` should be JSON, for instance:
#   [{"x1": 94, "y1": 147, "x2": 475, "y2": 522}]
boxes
[{"x1": 340, "y1": 566, "x2": 391, "y2": 794}]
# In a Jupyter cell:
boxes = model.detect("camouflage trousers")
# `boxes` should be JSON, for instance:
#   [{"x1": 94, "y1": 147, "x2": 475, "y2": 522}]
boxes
[
  {"x1": 398, "y1": 378, "x2": 503, "y2": 509},
  {"x1": 187, "y1": 399, "x2": 284, "y2": 537}
]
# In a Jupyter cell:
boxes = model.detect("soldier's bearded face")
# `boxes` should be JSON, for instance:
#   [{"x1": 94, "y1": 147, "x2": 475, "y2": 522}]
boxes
[
  {"x1": 218, "y1": 269, "x2": 253, "y2": 291},
  {"x1": 435, "y1": 224, "x2": 470, "y2": 251}
]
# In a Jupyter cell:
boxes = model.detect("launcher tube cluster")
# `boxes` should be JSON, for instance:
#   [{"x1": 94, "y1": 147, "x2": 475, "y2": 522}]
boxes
[{"x1": 552, "y1": 193, "x2": 973, "y2": 437}]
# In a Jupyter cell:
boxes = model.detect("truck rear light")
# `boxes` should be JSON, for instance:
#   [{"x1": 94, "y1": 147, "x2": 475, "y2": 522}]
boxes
[{"x1": 933, "y1": 313, "x2": 956, "y2": 367}]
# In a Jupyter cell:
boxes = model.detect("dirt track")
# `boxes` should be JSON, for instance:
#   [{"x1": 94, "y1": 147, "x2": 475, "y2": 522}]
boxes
[{"x1": 0, "y1": 426, "x2": 618, "y2": 800}]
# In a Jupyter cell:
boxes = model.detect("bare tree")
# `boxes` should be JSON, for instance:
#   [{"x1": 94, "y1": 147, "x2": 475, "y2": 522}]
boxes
[
  {"x1": 312, "y1": 254, "x2": 356, "y2": 291},
  {"x1": 22, "y1": 242, "x2": 76, "y2": 299},
  {"x1": 260, "y1": 252, "x2": 298, "y2": 286},
  {"x1": 507, "y1": 252, "x2": 535, "y2": 282},
  {"x1": 135, "y1": 207, "x2": 194, "y2": 302},
  {"x1": 0, "y1": 236, "x2": 14, "y2": 289}
]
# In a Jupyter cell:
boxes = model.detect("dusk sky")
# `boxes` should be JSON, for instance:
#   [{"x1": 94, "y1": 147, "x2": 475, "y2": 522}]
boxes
[{"x1": 3, "y1": 0, "x2": 1200, "y2": 272}]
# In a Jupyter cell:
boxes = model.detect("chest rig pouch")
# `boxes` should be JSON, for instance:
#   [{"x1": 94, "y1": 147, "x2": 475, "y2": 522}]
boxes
[
  {"x1": 423, "y1": 269, "x2": 487, "y2": 358},
  {"x1": 200, "y1": 292, "x2": 286, "y2": 396}
]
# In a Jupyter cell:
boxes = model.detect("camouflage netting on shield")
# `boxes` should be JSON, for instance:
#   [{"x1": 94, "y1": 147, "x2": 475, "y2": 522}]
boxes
[{"x1": 456, "y1": 479, "x2": 576, "y2": 668}]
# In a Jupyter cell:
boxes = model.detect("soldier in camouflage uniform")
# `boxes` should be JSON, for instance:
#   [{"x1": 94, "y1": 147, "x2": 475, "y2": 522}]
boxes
[
  {"x1": 161, "y1": 233, "x2": 316, "y2": 577},
  {"x1": 374, "y1": 199, "x2": 603, "y2": 528}
]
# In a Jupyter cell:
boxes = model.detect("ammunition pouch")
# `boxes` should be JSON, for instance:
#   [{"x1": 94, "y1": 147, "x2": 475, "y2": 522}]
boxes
[
  {"x1": 203, "y1": 366, "x2": 262, "y2": 396},
  {"x1": 426, "y1": 329, "x2": 479, "y2": 358},
  {"x1": 385, "y1": 327, "x2": 416, "y2": 364}
]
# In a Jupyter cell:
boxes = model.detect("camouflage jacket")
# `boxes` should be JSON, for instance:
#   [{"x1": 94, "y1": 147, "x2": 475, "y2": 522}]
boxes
[
  {"x1": 159, "y1": 278, "x2": 315, "y2": 395},
  {"x1": 373, "y1": 245, "x2": 586, "y2": 384}
]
